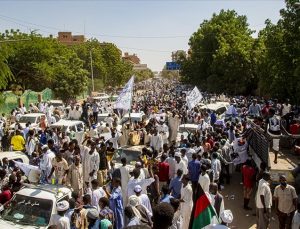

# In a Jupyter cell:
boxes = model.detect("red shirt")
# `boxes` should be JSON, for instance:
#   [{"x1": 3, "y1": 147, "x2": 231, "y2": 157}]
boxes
[
  {"x1": 207, "y1": 139, "x2": 214, "y2": 148},
  {"x1": 290, "y1": 124, "x2": 300, "y2": 135},
  {"x1": 158, "y1": 162, "x2": 169, "y2": 182},
  {"x1": 0, "y1": 190, "x2": 12, "y2": 204},
  {"x1": 242, "y1": 165, "x2": 256, "y2": 188}
]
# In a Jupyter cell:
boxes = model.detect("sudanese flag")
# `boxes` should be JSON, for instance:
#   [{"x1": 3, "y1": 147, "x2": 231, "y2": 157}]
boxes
[{"x1": 189, "y1": 183, "x2": 217, "y2": 229}]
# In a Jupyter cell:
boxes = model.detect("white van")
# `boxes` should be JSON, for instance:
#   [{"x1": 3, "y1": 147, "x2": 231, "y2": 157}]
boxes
[{"x1": 0, "y1": 184, "x2": 72, "y2": 228}]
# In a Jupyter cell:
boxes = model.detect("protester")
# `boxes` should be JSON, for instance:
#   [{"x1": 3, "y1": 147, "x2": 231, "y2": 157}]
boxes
[{"x1": 274, "y1": 175, "x2": 298, "y2": 229}]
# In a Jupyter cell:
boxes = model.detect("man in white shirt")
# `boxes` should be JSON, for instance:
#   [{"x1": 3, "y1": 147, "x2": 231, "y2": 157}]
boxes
[
  {"x1": 211, "y1": 152, "x2": 221, "y2": 183},
  {"x1": 104, "y1": 114, "x2": 114, "y2": 128},
  {"x1": 256, "y1": 172, "x2": 272, "y2": 229},
  {"x1": 127, "y1": 168, "x2": 155, "y2": 197},
  {"x1": 134, "y1": 184, "x2": 152, "y2": 214},
  {"x1": 88, "y1": 179, "x2": 106, "y2": 211},
  {"x1": 49, "y1": 200, "x2": 70, "y2": 229},
  {"x1": 150, "y1": 129, "x2": 163, "y2": 153},
  {"x1": 174, "y1": 152, "x2": 188, "y2": 175},
  {"x1": 198, "y1": 164, "x2": 211, "y2": 193},
  {"x1": 166, "y1": 151, "x2": 176, "y2": 179},
  {"x1": 39, "y1": 145, "x2": 55, "y2": 184}
]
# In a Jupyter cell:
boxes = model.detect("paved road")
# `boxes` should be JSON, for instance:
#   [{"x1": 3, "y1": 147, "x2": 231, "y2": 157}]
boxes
[{"x1": 220, "y1": 171, "x2": 278, "y2": 228}]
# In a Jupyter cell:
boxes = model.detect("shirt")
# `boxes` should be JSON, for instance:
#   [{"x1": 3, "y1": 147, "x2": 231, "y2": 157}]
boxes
[
  {"x1": 175, "y1": 160, "x2": 188, "y2": 175},
  {"x1": 274, "y1": 184, "x2": 297, "y2": 213},
  {"x1": 52, "y1": 158, "x2": 69, "y2": 179},
  {"x1": 169, "y1": 176, "x2": 182, "y2": 199},
  {"x1": 198, "y1": 173, "x2": 210, "y2": 193},
  {"x1": 188, "y1": 160, "x2": 201, "y2": 182},
  {"x1": 127, "y1": 177, "x2": 155, "y2": 197},
  {"x1": 49, "y1": 214, "x2": 70, "y2": 229},
  {"x1": 11, "y1": 135, "x2": 25, "y2": 151},
  {"x1": 256, "y1": 179, "x2": 272, "y2": 209},
  {"x1": 158, "y1": 162, "x2": 169, "y2": 182},
  {"x1": 292, "y1": 210, "x2": 300, "y2": 229},
  {"x1": 242, "y1": 165, "x2": 256, "y2": 188}
]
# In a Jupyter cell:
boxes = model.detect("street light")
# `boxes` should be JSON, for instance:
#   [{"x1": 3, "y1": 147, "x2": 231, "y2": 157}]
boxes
[{"x1": 89, "y1": 49, "x2": 95, "y2": 92}]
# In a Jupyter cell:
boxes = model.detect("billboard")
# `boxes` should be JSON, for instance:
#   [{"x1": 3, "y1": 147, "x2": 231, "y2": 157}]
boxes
[{"x1": 166, "y1": 62, "x2": 180, "y2": 70}]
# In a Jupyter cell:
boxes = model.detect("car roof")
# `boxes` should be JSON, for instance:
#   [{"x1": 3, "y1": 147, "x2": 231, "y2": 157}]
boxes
[
  {"x1": 51, "y1": 119, "x2": 83, "y2": 127},
  {"x1": 21, "y1": 113, "x2": 45, "y2": 117},
  {"x1": 17, "y1": 184, "x2": 72, "y2": 201},
  {"x1": 123, "y1": 112, "x2": 144, "y2": 118},
  {"x1": 0, "y1": 151, "x2": 28, "y2": 160},
  {"x1": 120, "y1": 145, "x2": 145, "y2": 152},
  {"x1": 49, "y1": 100, "x2": 63, "y2": 103},
  {"x1": 179, "y1": 124, "x2": 198, "y2": 129}
]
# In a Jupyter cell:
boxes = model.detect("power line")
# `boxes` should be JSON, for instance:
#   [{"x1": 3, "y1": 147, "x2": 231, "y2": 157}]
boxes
[{"x1": 0, "y1": 14, "x2": 189, "y2": 39}]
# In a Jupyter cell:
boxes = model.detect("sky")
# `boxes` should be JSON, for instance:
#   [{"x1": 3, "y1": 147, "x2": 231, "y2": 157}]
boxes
[{"x1": 0, "y1": 0, "x2": 286, "y2": 71}]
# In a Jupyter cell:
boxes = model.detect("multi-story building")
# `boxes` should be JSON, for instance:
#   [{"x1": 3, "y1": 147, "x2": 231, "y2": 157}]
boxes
[
  {"x1": 57, "y1": 32, "x2": 86, "y2": 45},
  {"x1": 122, "y1": 52, "x2": 140, "y2": 65}
]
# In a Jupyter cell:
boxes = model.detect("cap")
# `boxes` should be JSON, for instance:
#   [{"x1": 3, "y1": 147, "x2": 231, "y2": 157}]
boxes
[
  {"x1": 220, "y1": 209, "x2": 233, "y2": 224},
  {"x1": 174, "y1": 152, "x2": 181, "y2": 158},
  {"x1": 41, "y1": 145, "x2": 48, "y2": 150},
  {"x1": 87, "y1": 208, "x2": 99, "y2": 220},
  {"x1": 134, "y1": 185, "x2": 142, "y2": 193},
  {"x1": 56, "y1": 200, "x2": 69, "y2": 212}
]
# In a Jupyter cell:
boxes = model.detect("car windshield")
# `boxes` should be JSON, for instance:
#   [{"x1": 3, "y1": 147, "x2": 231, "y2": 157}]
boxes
[
  {"x1": 56, "y1": 126, "x2": 68, "y2": 132},
  {"x1": 113, "y1": 148, "x2": 141, "y2": 165},
  {"x1": 2, "y1": 194, "x2": 53, "y2": 226},
  {"x1": 19, "y1": 116, "x2": 36, "y2": 124},
  {"x1": 179, "y1": 126, "x2": 197, "y2": 133},
  {"x1": 120, "y1": 116, "x2": 141, "y2": 125}
]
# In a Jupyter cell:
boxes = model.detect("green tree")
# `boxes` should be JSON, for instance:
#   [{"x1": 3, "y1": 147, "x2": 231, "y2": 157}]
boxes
[
  {"x1": 257, "y1": 0, "x2": 300, "y2": 103},
  {"x1": 134, "y1": 68, "x2": 154, "y2": 82},
  {"x1": 180, "y1": 10, "x2": 257, "y2": 95}
]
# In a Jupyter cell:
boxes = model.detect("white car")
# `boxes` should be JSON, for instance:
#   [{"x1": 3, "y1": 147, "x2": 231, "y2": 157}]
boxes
[
  {"x1": 176, "y1": 124, "x2": 199, "y2": 142},
  {"x1": 50, "y1": 119, "x2": 84, "y2": 133},
  {"x1": 0, "y1": 151, "x2": 29, "y2": 167},
  {"x1": 119, "y1": 112, "x2": 148, "y2": 125},
  {"x1": 113, "y1": 145, "x2": 146, "y2": 170},
  {"x1": 0, "y1": 184, "x2": 72, "y2": 228},
  {"x1": 10, "y1": 113, "x2": 47, "y2": 130}
]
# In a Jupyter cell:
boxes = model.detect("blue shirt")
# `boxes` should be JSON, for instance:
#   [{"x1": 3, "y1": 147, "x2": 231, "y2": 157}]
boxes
[
  {"x1": 160, "y1": 194, "x2": 174, "y2": 203},
  {"x1": 169, "y1": 176, "x2": 182, "y2": 199},
  {"x1": 188, "y1": 160, "x2": 201, "y2": 182}
]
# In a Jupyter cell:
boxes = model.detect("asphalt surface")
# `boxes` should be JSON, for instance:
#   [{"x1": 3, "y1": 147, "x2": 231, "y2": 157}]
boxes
[{"x1": 220, "y1": 171, "x2": 278, "y2": 229}]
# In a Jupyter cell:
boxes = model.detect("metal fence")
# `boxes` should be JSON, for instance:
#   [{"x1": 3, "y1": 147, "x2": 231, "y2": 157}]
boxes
[{"x1": 0, "y1": 88, "x2": 53, "y2": 115}]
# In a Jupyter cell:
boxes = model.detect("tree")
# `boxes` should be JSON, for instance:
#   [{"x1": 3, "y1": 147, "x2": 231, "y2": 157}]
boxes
[
  {"x1": 257, "y1": 0, "x2": 300, "y2": 103},
  {"x1": 180, "y1": 10, "x2": 257, "y2": 95},
  {"x1": 134, "y1": 68, "x2": 154, "y2": 82}
]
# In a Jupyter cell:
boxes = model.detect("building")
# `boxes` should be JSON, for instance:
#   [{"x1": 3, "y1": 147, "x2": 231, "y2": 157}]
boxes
[
  {"x1": 171, "y1": 50, "x2": 186, "y2": 62},
  {"x1": 57, "y1": 32, "x2": 86, "y2": 45},
  {"x1": 133, "y1": 64, "x2": 148, "y2": 71},
  {"x1": 122, "y1": 52, "x2": 140, "y2": 65}
]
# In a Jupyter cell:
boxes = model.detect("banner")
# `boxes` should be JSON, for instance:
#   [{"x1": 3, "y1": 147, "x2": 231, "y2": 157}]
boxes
[
  {"x1": 186, "y1": 86, "x2": 203, "y2": 110},
  {"x1": 114, "y1": 76, "x2": 134, "y2": 110}
]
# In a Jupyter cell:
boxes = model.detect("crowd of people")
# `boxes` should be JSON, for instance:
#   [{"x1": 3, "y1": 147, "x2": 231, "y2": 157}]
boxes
[{"x1": 0, "y1": 78, "x2": 299, "y2": 229}]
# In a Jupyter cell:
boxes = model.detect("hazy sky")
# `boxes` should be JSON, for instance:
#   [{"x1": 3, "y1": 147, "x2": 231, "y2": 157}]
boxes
[{"x1": 0, "y1": 0, "x2": 285, "y2": 71}]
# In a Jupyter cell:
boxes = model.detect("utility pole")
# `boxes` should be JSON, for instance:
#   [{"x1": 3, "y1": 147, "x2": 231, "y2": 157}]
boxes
[{"x1": 90, "y1": 49, "x2": 95, "y2": 92}]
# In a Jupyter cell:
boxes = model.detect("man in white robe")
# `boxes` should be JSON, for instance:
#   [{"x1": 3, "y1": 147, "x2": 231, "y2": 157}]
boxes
[
  {"x1": 82, "y1": 142, "x2": 100, "y2": 187},
  {"x1": 180, "y1": 175, "x2": 193, "y2": 229}
]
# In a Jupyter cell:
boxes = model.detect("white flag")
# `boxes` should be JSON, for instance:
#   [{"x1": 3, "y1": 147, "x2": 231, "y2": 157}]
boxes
[
  {"x1": 13, "y1": 160, "x2": 40, "y2": 177},
  {"x1": 186, "y1": 86, "x2": 203, "y2": 110},
  {"x1": 114, "y1": 76, "x2": 134, "y2": 110}
]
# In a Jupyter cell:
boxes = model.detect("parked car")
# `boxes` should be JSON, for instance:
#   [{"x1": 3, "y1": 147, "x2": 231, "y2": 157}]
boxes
[
  {"x1": 0, "y1": 184, "x2": 72, "y2": 228},
  {"x1": 10, "y1": 113, "x2": 47, "y2": 130}
]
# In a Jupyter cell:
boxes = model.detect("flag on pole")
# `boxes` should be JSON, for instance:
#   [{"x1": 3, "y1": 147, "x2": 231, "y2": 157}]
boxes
[
  {"x1": 189, "y1": 184, "x2": 217, "y2": 229},
  {"x1": 186, "y1": 86, "x2": 203, "y2": 110},
  {"x1": 114, "y1": 76, "x2": 134, "y2": 110}
]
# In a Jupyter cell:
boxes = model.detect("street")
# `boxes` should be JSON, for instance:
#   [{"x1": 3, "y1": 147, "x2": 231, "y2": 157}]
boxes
[{"x1": 221, "y1": 172, "x2": 278, "y2": 229}]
